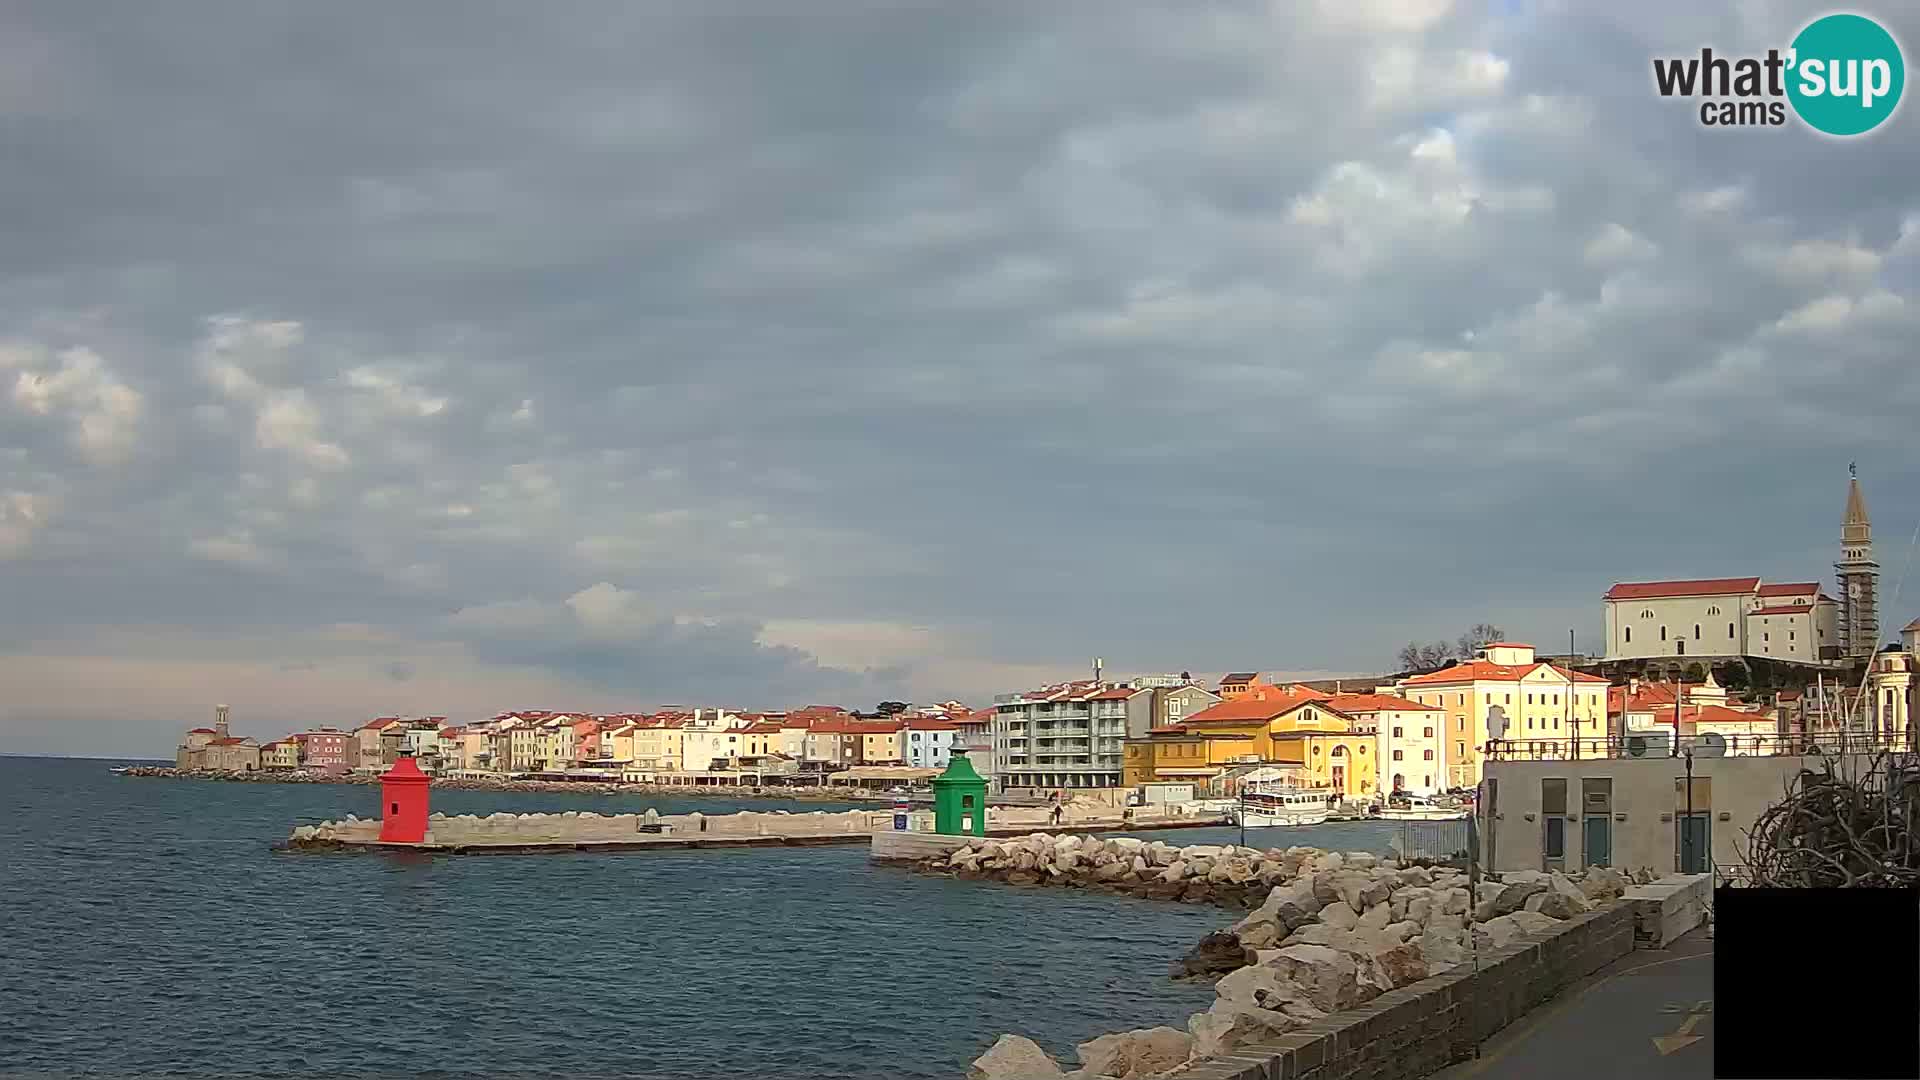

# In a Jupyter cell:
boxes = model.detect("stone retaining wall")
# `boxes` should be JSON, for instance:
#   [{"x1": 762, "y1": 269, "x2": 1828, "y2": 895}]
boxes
[{"x1": 1168, "y1": 904, "x2": 1637, "y2": 1080}]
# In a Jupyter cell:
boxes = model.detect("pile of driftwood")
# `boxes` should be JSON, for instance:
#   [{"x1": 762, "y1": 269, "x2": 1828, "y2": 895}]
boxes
[{"x1": 1742, "y1": 754, "x2": 1920, "y2": 887}]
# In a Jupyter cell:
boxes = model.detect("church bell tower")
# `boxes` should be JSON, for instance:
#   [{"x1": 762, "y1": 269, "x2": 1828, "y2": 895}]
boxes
[{"x1": 1836, "y1": 464, "x2": 1879, "y2": 660}]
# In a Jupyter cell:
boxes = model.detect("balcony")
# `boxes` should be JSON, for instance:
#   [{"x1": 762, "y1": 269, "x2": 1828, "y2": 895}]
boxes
[{"x1": 1484, "y1": 731, "x2": 1910, "y2": 761}]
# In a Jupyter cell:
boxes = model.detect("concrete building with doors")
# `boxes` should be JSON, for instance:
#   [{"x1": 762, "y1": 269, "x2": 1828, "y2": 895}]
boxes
[{"x1": 1481, "y1": 742, "x2": 1892, "y2": 881}]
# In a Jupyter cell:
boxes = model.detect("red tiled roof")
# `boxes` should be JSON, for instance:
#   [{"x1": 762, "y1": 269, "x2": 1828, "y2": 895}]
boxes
[
  {"x1": 1323, "y1": 692, "x2": 1439, "y2": 713},
  {"x1": 744, "y1": 722, "x2": 785, "y2": 734},
  {"x1": 1146, "y1": 724, "x2": 1198, "y2": 735},
  {"x1": 903, "y1": 718, "x2": 960, "y2": 731},
  {"x1": 1182, "y1": 695, "x2": 1324, "y2": 724},
  {"x1": 1404, "y1": 660, "x2": 1607, "y2": 686},
  {"x1": 1088, "y1": 688, "x2": 1141, "y2": 701},
  {"x1": 1604, "y1": 577, "x2": 1760, "y2": 600},
  {"x1": 187, "y1": 728, "x2": 217, "y2": 734},
  {"x1": 209, "y1": 737, "x2": 253, "y2": 746},
  {"x1": 1756, "y1": 582, "x2": 1819, "y2": 596}
]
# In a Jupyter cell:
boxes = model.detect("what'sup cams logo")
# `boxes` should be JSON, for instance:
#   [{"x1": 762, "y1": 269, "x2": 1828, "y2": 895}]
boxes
[{"x1": 1653, "y1": 12, "x2": 1905, "y2": 135}]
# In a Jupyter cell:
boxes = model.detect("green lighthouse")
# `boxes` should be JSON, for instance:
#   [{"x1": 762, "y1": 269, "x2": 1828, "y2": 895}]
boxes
[{"x1": 931, "y1": 754, "x2": 988, "y2": 836}]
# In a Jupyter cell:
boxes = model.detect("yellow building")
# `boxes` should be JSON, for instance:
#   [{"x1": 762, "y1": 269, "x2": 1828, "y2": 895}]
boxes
[
  {"x1": 1122, "y1": 692, "x2": 1377, "y2": 798},
  {"x1": 1395, "y1": 642, "x2": 1609, "y2": 788},
  {"x1": 631, "y1": 718, "x2": 687, "y2": 772},
  {"x1": 261, "y1": 739, "x2": 300, "y2": 770}
]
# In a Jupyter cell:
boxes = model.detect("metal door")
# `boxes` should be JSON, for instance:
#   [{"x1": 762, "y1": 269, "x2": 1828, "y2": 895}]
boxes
[
  {"x1": 1582, "y1": 814, "x2": 1611, "y2": 868},
  {"x1": 1544, "y1": 816, "x2": 1566, "y2": 872},
  {"x1": 1677, "y1": 814, "x2": 1709, "y2": 874}
]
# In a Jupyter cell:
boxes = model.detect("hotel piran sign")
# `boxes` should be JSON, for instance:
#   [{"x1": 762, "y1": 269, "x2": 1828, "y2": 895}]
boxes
[{"x1": 1651, "y1": 12, "x2": 1905, "y2": 136}]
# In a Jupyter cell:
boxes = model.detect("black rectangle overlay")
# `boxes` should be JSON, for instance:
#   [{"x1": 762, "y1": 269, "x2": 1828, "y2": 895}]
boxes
[{"x1": 1715, "y1": 887, "x2": 1919, "y2": 1080}]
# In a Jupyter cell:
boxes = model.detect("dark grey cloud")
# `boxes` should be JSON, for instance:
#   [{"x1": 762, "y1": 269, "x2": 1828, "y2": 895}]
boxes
[{"x1": 4, "y1": 0, "x2": 1920, "y2": 752}]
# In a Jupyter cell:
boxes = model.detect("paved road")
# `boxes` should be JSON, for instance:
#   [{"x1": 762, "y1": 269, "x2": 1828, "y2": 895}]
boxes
[{"x1": 1432, "y1": 928, "x2": 1715, "y2": 1080}]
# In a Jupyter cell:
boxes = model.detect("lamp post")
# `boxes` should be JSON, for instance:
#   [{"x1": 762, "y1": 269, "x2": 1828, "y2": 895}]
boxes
[{"x1": 1237, "y1": 784, "x2": 1246, "y2": 847}]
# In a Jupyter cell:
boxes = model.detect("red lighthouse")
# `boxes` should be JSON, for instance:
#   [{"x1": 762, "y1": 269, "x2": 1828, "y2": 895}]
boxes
[{"x1": 378, "y1": 756, "x2": 431, "y2": 843}]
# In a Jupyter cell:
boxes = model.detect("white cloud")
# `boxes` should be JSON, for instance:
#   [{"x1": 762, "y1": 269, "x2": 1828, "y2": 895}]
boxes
[
  {"x1": 254, "y1": 390, "x2": 350, "y2": 469},
  {"x1": 9, "y1": 346, "x2": 143, "y2": 464},
  {"x1": 188, "y1": 529, "x2": 277, "y2": 567},
  {"x1": 1584, "y1": 223, "x2": 1658, "y2": 265}
]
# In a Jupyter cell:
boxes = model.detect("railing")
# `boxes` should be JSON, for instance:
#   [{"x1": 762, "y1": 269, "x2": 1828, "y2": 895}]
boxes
[
  {"x1": 1392, "y1": 819, "x2": 1473, "y2": 867},
  {"x1": 1484, "y1": 731, "x2": 1912, "y2": 761}
]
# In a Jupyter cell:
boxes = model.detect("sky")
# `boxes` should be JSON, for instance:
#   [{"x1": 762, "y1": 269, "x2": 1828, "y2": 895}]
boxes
[{"x1": 4, "y1": 0, "x2": 1920, "y2": 757}]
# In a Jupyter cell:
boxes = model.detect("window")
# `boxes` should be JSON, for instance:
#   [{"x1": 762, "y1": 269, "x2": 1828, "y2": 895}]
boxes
[
  {"x1": 1625, "y1": 627, "x2": 1632, "y2": 643},
  {"x1": 1729, "y1": 622, "x2": 1735, "y2": 638},
  {"x1": 1528, "y1": 694, "x2": 1534, "y2": 705},
  {"x1": 1789, "y1": 631, "x2": 1795, "y2": 641},
  {"x1": 1763, "y1": 633, "x2": 1769, "y2": 642},
  {"x1": 1641, "y1": 609, "x2": 1654, "y2": 619},
  {"x1": 1423, "y1": 749, "x2": 1434, "y2": 760},
  {"x1": 1707, "y1": 605, "x2": 1721, "y2": 615},
  {"x1": 1424, "y1": 775, "x2": 1432, "y2": 788},
  {"x1": 1458, "y1": 717, "x2": 1465, "y2": 730},
  {"x1": 1693, "y1": 624, "x2": 1701, "y2": 640},
  {"x1": 1527, "y1": 718, "x2": 1534, "y2": 730},
  {"x1": 1393, "y1": 749, "x2": 1404, "y2": 761},
  {"x1": 1393, "y1": 726, "x2": 1403, "y2": 738},
  {"x1": 1457, "y1": 694, "x2": 1465, "y2": 705},
  {"x1": 1423, "y1": 726, "x2": 1434, "y2": 738},
  {"x1": 1660, "y1": 626, "x2": 1667, "y2": 641},
  {"x1": 1332, "y1": 746, "x2": 1346, "y2": 757},
  {"x1": 1505, "y1": 694, "x2": 1512, "y2": 704},
  {"x1": 1457, "y1": 742, "x2": 1466, "y2": 756}
]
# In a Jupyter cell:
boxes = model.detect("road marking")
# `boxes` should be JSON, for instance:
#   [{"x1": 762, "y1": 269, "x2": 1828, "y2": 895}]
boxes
[{"x1": 1653, "y1": 1009, "x2": 1709, "y2": 1055}]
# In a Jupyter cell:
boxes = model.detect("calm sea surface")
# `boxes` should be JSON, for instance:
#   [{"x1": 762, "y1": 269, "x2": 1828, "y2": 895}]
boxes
[{"x1": 0, "y1": 756, "x2": 1403, "y2": 1080}]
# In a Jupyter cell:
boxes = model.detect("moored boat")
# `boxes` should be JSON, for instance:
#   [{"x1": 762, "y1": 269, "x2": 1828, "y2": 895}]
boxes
[
  {"x1": 1376, "y1": 793, "x2": 1470, "y2": 821},
  {"x1": 1231, "y1": 784, "x2": 1335, "y2": 827}
]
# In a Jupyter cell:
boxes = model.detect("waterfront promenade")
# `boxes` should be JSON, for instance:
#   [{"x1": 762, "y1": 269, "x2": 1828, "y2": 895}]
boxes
[{"x1": 1431, "y1": 927, "x2": 1713, "y2": 1080}]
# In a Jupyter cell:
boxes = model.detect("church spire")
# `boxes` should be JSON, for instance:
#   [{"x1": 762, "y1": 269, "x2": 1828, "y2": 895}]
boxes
[
  {"x1": 1837, "y1": 466, "x2": 1880, "y2": 659},
  {"x1": 1843, "y1": 468, "x2": 1871, "y2": 542}
]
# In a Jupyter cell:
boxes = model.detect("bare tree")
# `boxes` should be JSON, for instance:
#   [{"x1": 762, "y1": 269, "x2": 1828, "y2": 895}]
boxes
[
  {"x1": 1455, "y1": 623, "x2": 1505, "y2": 659},
  {"x1": 1396, "y1": 641, "x2": 1455, "y2": 672},
  {"x1": 1739, "y1": 752, "x2": 1919, "y2": 887}
]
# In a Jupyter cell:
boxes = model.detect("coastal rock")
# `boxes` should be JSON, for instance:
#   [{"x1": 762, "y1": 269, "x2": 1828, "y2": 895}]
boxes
[
  {"x1": 1546, "y1": 872, "x2": 1589, "y2": 905},
  {"x1": 1311, "y1": 851, "x2": 1346, "y2": 873},
  {"x1": 970, "y1": 1034, "x2": 1065, "y2": 1080},
  {"x1": 1006, "y1": 870, "x2": 1040, "y2": 886},
  {"x1": 1109, "y1": 837, "x2": 1145, "y2": 853},
  {"x1": 1581, "y1": 866, "x2": 1629, "y2": 900},
  {"x1": 1149, "y1": 844, "x2": 1180, "y2": 868},
  {"x1": 1344, "y1": 851, "x2": 1379, "y2": 870},
  {"x1": 1093, "y1": 861, "x2": 1132, "y2": 884},
  {"x1": 1395, "y1": 866, "x2": 1434, "y2": 888},
  {"x1": 1529, "y1": 891, "x2": 1584, "y2": 920},
  {"x1": 1319, "y1": 900, "x2": 1359, "y2": 931},
  {"x1": 1075, "y1": 1027, "x2": 1192, "y2": 1079},
  {"x1": 1157, "y1": 860, "x2": 1189, "y2": 884},
  {"x1": 1375, "y1": 941, "x2": 1428, "y2": 988},
  {"x1": 1356, "y1": 901, "x2": 1392, "y2": 934},
  {"x1": 1263, "y1": 943, "x2": 1360, "y2": 1013},
  {"x1": 1188, "y1": 1002, "x2": 1296, "y2": 1059},
  {"x1": 1382, "y1": 920, "x2": 1420, "y2": 945},
  {"x1": 1492, "y1": 880, "x2": 1546, "y2": 916},
  {"x1": 1182, "y1": 845, "x2": 1225, "y2": 860},
  {"x1": 1438, "y1": 886, "x2": 1470, "y2": 917},
  {"x1": 1170, "y1": 931, "x2": 1252, "y2": 981},
  {"x1": 1420, "y1": 927, "x2": 1469, "y2": 972}
]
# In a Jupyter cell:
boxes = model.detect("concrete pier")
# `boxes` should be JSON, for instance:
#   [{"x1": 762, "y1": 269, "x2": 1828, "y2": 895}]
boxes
[{"x1": 283, "y1": 805, "x2": 1226, "y2": 853}]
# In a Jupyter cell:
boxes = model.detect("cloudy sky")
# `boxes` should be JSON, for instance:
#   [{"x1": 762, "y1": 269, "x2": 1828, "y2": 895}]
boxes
[{"x1": 4, "y1": 0, "x2": 1919, "y2": 756}]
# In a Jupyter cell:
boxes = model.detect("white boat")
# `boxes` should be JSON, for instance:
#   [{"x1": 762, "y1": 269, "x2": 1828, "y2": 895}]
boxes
[
  {"x1": 1233, "y1": 785, "x2": 1334, "y2": 827},
  {"x1": 1377, "y1": 794, "x2": 1469, "y2": 821}
]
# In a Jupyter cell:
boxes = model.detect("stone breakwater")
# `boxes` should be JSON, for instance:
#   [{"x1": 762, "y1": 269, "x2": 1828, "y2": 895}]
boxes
[
  {"x1": 288, "y1": 807, "x2": 904, "y2": 847},
  {"x1": 930, "y1": 835, "x2": 1651, "y2": 1079}
]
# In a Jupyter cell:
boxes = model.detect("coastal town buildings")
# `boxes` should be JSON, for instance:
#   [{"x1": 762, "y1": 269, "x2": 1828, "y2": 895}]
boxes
[
  {"x1": 1120, "y1": 685, "x2": 1380, "y2": 799},
  {"x1": 1600, "y1": 473, "x2": 1877, "y2": 671},
  {"x1": 1393, "y1": 642, "x2": 1609, "y2": 788},
  {"x1": 292, "y1": 729, "x2": 352, "y2": 774},
  {"x1": 175, "y1": 705, "x2": 263, "y2": 772},
  {"x1": 901, "y1": 717, "x2": 959, "y2": 768},
  {"x1": 1323, "y1": 693, "x2": 1446, "y2": 796},
  {"x1": 991, "y1": 675, "x2": 1219, "y2": 792},
  {"x1": 260, "y1": 739, "x2": 300, "y2": 770},
  {"x1": 1867, "y1": 619, "x2": 1920, "y2": 745},
  {"x1": 1601, "y1": 577, "x2": 1838, "y2": 666}
]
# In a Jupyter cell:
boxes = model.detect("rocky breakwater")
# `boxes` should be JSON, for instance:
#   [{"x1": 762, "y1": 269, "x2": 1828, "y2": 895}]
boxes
[
  {"x1": 917, "y1": 834, "x2": 1312, "y2": 910},
  {"x1": 962, "y1": 845, "x2": 1646, "y2": 1079}
]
